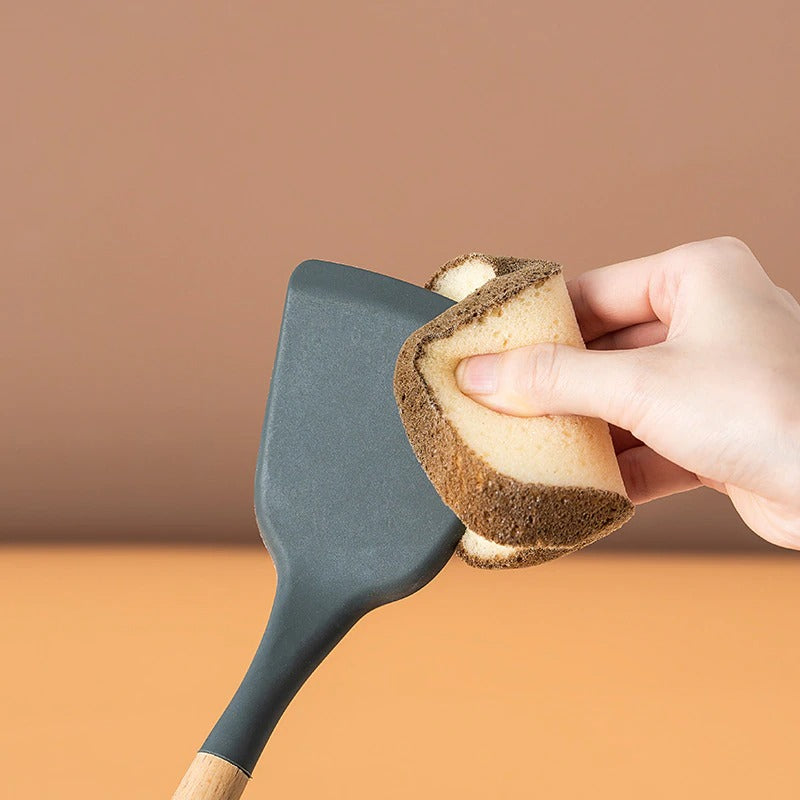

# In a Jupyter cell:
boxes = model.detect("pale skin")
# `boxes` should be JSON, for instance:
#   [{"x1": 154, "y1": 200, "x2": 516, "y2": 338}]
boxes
[{"x1": 455, "y1": 237, "x2": 800, "y2": 550}]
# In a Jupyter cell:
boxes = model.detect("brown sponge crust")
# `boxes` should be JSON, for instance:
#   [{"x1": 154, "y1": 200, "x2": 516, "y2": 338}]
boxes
[{"x1": 394, "y1": 261, "x2": 634, "y2": 551}]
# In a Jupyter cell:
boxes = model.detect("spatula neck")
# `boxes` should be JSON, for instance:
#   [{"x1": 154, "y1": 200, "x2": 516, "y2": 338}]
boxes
[{"x1": 199, "y1": 575, "x2": 363, "y2": 776}]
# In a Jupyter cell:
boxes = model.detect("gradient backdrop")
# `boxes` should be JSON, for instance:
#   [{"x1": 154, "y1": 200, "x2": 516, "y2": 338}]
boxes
[{"x1": 2, "y1": 2, "x2": 799, "y2": 798}]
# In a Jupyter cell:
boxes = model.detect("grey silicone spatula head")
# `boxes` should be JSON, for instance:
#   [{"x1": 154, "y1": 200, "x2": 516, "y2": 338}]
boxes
[
  {"x1": 197, "y1": 260, "x2": 462, "y2": 780},
  {"x1": 255, "y1": 258, "x2": 462, "y2": 602}
]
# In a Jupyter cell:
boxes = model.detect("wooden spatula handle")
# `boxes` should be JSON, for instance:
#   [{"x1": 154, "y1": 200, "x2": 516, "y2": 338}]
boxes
[{"x1": 172, "y1": 753, "x2": 250, "y2": 800}]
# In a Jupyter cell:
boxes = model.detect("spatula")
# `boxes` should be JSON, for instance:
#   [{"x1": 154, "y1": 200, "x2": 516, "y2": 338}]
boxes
[{"x1": 172, "y1": 259, "x2": 463, "y2": 799}]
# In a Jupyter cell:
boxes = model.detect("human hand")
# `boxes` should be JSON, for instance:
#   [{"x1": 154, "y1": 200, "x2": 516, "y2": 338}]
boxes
[{"x1": 455, "y1": 238, "x2": 800, "y2": 550}]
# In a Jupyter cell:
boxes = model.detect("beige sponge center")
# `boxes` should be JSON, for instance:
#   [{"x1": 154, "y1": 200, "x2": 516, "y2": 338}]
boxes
[{"x1": 419, "y1": 277, "x2": 625, "y2": 495}]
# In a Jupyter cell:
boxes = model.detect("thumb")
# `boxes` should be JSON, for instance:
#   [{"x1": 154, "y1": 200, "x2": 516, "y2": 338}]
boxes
[{"x1": 455, "y1": 343, "x2": 656, "y2": 431}]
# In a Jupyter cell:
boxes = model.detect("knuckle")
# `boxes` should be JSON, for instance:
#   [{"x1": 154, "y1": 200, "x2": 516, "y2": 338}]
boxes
[
  {"x1": 647, "y1": 265, "x2": 681, "y2": 318},
  {"x1": 760, "y1": 505, "x2": 800, "y2": 551},
  {"x1": 778, "y1": 286, "x2": 800, "y2": 310},
  {"x1": 615, "y1": 350, "x2": 660, "y2": 433},
  {"x1": 681, "y1": 236, "x2": 753, "y2": 273},
  {"x1": 701, "y1": 236, "x2": 755, "y2": 274},
  {"x1": 709, "y1": 235, "x2": 752, "y2": 256},
  {"x1": 520, "y1": 342, "x2": 561, "y2": 398},
  {"x1": 671, "y1": 237, "x2": 759, "y2": 297}
]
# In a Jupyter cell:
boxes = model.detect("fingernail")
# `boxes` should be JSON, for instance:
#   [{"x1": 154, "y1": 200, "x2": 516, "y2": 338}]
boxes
[{"x1": 455, "y1": 354, "x2": 500, "y2": 394}]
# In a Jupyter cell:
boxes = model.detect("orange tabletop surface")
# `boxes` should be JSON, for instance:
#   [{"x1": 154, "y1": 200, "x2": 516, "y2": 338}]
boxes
[{"x1": 2, "y1": 546, "x2": 798, "y2": 799}]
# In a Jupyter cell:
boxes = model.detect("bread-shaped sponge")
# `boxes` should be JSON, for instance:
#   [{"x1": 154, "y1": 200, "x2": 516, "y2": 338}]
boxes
[{"x1": 394, "y1": 253, "x2": 634, "y2": 568}]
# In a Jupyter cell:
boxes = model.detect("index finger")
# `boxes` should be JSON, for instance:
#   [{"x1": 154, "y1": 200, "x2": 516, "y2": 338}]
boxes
[{"x1": 568, "y1": 248, "x2": 679, "y2": 342}]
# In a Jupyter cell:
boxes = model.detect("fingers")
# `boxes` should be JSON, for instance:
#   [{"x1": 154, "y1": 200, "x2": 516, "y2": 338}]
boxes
[
  {"x1": 454, "y1": 344, "x2": 697, "y2": 503},
  {"x1": 777, "y1": 285, "x2": 800, "y2": 313},
  {"x1": 455, "y1": 342, "x2": 659, "y2": 432},
  {"x1": 569, "y1": 237, "x2": 762, "y2": 343},
  {"x1": 616, "y1": 445, "x2": 701, "y2": 504},
  {"x1": 567, "y1": 251, "x2": 676, "y2": 341},
  {"x1": 588, "y1": 321, "x2": 668, "y2": 351},
  {"x1": 698, "y1": 475, "x2": 728, "y2": 495}
]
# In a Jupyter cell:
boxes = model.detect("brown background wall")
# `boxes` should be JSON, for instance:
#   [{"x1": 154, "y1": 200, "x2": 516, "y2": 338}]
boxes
[
  {"x1": 3, "y1": 1, "x2": 799, "y2": 546},
  {"x1": 3, "y1": 7, "x2": 800, "y2": 798}
]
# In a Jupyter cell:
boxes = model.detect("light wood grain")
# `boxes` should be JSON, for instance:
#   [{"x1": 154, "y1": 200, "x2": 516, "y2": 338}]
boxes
[{"x1": 172, "y1": 753, "x2": 249, "y2": 800}]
